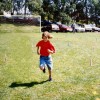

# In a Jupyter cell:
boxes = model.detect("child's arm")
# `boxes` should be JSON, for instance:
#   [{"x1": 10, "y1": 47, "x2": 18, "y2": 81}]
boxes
[
  {"x1": 47, "y1": 49, "x2": 55, "y2": 54},
  {"x1": 47, "y1": 43, "x2": 55, "y2": 54},
  {"x1": 47, "y1": 41, "x2": 56, "y2": 54},
  {"x1": 37, "y1": 47, "x2": 40, "y2": 55}
]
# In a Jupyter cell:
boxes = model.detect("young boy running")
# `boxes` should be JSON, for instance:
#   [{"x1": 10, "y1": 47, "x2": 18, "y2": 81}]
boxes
[{"x1": 36, "y1": 31, "x2": 55, "y2": 81}]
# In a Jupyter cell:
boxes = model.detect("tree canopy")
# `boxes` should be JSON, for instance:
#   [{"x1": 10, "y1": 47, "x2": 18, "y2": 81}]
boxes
[{"x1": 0, "y1": 0, "x2": 100, "y2": 25}]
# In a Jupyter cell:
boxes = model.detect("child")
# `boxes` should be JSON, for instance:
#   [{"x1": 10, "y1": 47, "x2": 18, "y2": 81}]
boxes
[{"x1": 36, "y1": 31, "x2": 55, "y2": 81}]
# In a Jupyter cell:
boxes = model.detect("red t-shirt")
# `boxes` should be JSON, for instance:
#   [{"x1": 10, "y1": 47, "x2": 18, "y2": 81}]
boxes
[{"x1": 36, "y1": 40, "x2": 55, "y2": 56}]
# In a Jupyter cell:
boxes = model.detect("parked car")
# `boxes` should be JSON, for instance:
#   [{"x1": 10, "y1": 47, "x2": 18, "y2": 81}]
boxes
[
  {"x1": 83, "y1": 24, "x2": 93, "y2": 32},
  {"x1": 90, "y1": 24, "x2": 100, "y2": 32},
  {"x1": 41, "y1": 24, "x2": 60, "y2": 32},
  {"x1": 92, "y1": 26, "x2": 100, "y2": 32},
  {"x1": 41, "y1": 20, "x2": 52, "y2": 26},
  {"x1": 57, "y1": 24, "x2": 73, "y2": 32},
  {"x1": 74, "y1": 24, "x2": 85, "y2": 32}
]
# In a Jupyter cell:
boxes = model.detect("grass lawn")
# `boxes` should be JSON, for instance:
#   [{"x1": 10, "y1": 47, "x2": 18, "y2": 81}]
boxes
[{"x1": 0, "y1": 23, "x2": 100, "y2": 100}]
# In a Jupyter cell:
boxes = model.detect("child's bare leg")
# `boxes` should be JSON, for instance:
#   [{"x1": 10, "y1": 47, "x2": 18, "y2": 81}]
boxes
[
  {"x1": 40, "y1": 66, "x2": 45, "y2": 73},
  {"x1": 48, "y1": 69, "x2": 52, "y2": 81},
  {"x1": 40, "y1": 67, "x2": 44, "y2": 70}
]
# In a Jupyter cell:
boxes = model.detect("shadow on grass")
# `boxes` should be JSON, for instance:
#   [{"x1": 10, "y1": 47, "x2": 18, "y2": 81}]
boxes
[{"x1": 9, "y1": 80, "x2": 48, "y2": 88}]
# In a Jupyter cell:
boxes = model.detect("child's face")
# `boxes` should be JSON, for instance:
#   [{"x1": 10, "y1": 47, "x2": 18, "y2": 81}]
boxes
[{"x1": 42, "y1": 36, "x2": 48, "y2": 42}]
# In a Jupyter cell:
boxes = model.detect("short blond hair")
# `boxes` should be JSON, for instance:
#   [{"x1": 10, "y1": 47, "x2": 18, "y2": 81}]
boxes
[{"x1": 42, "y1": 31, "x2": 53, "y2": 39}]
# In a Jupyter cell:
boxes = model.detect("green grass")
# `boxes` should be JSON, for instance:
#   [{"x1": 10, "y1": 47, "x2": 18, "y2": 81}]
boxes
[{"x1": 0, "y1": 23, "x2": 100, "y2": 100}]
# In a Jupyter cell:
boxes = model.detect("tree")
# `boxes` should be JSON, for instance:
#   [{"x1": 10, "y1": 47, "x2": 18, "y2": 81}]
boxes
[
  {"x1": 92, "y1": 0, "x2": 100, "y2": 25},
  {"x1": 28, "y1": 0, "x2": 42, "y2": 15},
  {"x1": 0, "y1": 0, "x2": 4, "y2": 14},
  {"x1": 0, "y1": 0, "x2": 12, "y2": 14}
]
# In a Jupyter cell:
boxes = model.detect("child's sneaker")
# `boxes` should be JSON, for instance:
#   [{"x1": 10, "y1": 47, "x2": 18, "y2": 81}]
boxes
[
  {"x1": 48, "y1": 77, "x2": 52, "y2": 81},
  {"x1": 43, "y1": 67, "x2": 46, "y2": 73}
]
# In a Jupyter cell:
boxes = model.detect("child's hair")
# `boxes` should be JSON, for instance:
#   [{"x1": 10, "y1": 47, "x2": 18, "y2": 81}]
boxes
[{"x1": 42, "y1": 31, "x2": 53, "y2": 39}]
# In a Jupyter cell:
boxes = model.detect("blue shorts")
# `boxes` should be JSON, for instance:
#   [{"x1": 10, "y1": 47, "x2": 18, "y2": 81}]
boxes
[{"x1": 39, "y1": 55, "x2": 53, "y2": 70}]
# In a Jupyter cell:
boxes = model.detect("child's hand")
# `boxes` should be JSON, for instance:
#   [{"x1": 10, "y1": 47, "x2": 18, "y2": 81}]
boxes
[
  {"x1": 47, "y1": 49, "x2": 53, "y2": 54},
  {"x1": 37, "y1": 51, "x2": 40, "y2": 55}
]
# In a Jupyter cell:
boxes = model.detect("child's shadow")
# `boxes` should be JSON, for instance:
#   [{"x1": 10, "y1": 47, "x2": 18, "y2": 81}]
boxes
[{"x1": 9, "y1": 80, "x2": 48, "y2": 88}]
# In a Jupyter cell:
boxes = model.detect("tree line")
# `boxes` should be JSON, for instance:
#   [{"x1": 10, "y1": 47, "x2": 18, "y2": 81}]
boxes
[{"x1": 0, "y1": 0, "x2": 100, "y2": 25}]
